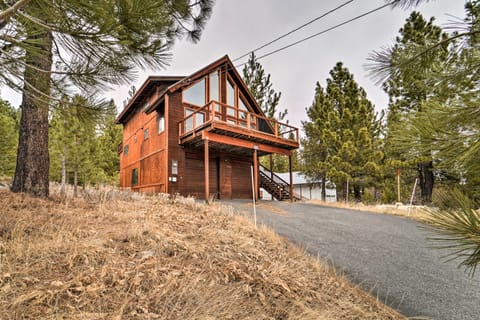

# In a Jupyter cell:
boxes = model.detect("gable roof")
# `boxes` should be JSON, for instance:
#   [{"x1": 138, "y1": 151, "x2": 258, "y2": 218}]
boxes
[
  {"x1": 116, "y1": 76, "x2": 184, "y2": 124},
  {"x1": 116, "y1": 55, "x2": 268, "y2": 124}
]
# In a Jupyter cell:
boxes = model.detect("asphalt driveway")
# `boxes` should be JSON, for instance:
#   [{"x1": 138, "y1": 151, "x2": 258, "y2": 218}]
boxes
[{"x1": 226, "y1": 200, "x2": 480, "y2": 320}]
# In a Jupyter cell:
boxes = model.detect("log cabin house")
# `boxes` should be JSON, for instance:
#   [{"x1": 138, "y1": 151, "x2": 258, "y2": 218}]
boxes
[{"x1": 116, "y1": 55, "x2": 299, "y2": 201}]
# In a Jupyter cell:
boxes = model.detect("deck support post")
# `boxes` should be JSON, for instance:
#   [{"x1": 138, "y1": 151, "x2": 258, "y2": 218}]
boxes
[
  {"x1": 269, "y1": 154, "x2": 274, "y2": 181},
  {"x1": 253, "y1": 147, "x2": 259, "y2": 201},
  {"x1": 289, "y1": 154, "x2": 293, "y2": 203},
  {"x1": 204, "y1": 138, "x2": 210, "y2": 203}
]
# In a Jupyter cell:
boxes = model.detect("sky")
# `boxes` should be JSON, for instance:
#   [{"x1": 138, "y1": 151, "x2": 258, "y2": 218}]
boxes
[{"x1": 0, "y1": 0, "x2": 468, "y2": 129}]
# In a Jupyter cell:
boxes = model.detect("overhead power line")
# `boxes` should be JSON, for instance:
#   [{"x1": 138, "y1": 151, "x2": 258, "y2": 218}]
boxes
[
  {"x1": 232, "y1": 0, "x2": 355, "y2": 62},
  {"x1": 234, "y1": 1, "x2": 397, "y2": 69}
]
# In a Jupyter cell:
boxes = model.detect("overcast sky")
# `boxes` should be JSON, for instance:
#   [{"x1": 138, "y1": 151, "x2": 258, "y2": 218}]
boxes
[{"x1": 0, "y1": 0, "x2": 468, "y2": 129}]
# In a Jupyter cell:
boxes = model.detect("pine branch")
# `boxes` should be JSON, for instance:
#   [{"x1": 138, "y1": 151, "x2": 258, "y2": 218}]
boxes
[
  {"x1": 423, "y1": 190, "x2": 480, "y2": 276},
  {"x1": 0, "y1": 0, "x2": 31, "y2": 25}
]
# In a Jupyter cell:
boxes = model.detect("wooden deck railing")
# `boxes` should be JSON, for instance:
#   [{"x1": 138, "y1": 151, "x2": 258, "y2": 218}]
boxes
[{"x1": 178, "y1": 100, "x2": 299, "y2": 143}]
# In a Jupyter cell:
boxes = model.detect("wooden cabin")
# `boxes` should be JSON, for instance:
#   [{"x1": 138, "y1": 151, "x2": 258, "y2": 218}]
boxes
[{"x1": 116, "y1": 55, "x2": 299, "y2": 201}]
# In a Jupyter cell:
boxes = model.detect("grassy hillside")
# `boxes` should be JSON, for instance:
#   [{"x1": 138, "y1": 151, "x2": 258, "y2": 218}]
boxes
[{"x1": 0, "y1": 189, "x2": 405, "y2": 319}]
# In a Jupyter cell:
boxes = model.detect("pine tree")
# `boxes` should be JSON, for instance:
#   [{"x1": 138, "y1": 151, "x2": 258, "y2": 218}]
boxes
[
  {"x1": 242, "y1": 52, "x2": 286, "y2": 121},
  {"x1": 302, "y1": 83, "x2": 336, "y2": 201},
  {"x1": 369, "y1": 12, "x2": 451, "y2": 203},
  {"x1": 0, "y1": 99, "x2": 18, "y2": 178},
  {"x1": 0, "y1": 0, "x2": 214, "y2": 197},
  {"x1": 303, "y1": 63, "x2": 383, "y2": 202},
  {"x1": 373, "y1": 1, "x2": 480, "y2": 273},
  {"x1": 97, "y1": 100, "x2": 122, "y2": 184},
  {"x1": 49, "y1": 95, "x2": 115, "y2": 196}
]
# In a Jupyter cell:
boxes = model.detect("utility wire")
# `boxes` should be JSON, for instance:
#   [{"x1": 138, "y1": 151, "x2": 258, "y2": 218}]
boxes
[
  {"x1": 232, "y1": 0, "x2": 355, "y2": 62},
  {"x1": 234, "y1": 1, "x2": 397, "y2": 69}
]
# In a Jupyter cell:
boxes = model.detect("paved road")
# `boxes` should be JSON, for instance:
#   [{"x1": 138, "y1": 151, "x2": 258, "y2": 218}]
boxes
[{"x1": 227, "y1": 200, "x2": 480, "y2": 320}]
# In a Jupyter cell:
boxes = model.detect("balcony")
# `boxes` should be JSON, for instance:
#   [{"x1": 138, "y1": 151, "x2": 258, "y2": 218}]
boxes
[{"x1": 178, "y1": 101, "x2": 299, "y2": 153}]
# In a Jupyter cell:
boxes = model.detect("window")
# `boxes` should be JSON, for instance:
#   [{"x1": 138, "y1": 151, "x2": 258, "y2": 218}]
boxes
[
  {"x1": 158, "y1": 115, "x2": 165, "y2": 134},
  {"x1": 239, "y1": 96, "x2": 248, "y2": 120},
  {"x1": 132, "y1": 168, "x2": 138, "y2": 186},
  {"x1": 209, "y1": 71, "x2": 219, "y2": 102},
  {"x1": 227, "y1": 78, "x2": 235, "y2": 107},
  {"x1": 239, "y1": 96, "x2": 248, "y2": 111},
  {"x1": 144, "y1": 128, "x2": 149, "y2": 140},
  {"x1": 123, "y1": 144, "x2": 129, "y2": 156},
  {"x1": 171, "y1": 160, "x2": 178, "y2": 175},
  {"x1": 183, "y1": 78, "x2": 206, "y2": 106}
]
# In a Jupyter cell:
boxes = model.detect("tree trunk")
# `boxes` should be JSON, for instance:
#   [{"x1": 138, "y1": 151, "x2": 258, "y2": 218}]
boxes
[
  {"x1": 353, "y1": 184, "x2": 361, "y2": 202},
  {"x1": 418, "y1": 161, "x2": 434, "y2": 204},
  {"x1": 73, "y1": 164, "x2": 78, "y2": 198},
  {"x1": 321, "y1": 176, "x2": 326, "y2": 202},
  {"x1": 60, "y1": 149, "x2": 66, "y2": 196},
  {"x1": 11, "y1": 27, "x2": 53, "y2": 198}
]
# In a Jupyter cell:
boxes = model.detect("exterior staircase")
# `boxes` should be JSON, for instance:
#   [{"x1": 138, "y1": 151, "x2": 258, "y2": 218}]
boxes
[{"x1": 259, "y1": 165, "x2": 302, "y2": 201}]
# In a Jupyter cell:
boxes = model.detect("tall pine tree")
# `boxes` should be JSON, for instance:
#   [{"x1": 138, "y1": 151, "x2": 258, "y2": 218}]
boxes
[
  {"x1": 303, "y1": 62, "x2": 383, "y2": 201},
  {"x1": 0, "y1": 0, "x2": 214, "y2": 197},
  {"x1": 242, "y1": 52, "x2": 286, "y2": 121},
  {"x1": 369, "y1": 11, "x2": 451, "y2": 203},
  {"x1": 372, "y1": 1, "x2": 480, "y2": 273},
  {"x1": 302, "y1": 83, "x2": 336, "y2": 201},
  {"x1": 0, "y1": 99, "x2": 18, "y2": 178}
]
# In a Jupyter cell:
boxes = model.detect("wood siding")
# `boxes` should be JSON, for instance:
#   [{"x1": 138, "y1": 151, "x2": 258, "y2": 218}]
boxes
[{"x1": 119, "y1": 84, "x2": 169, "y2": 193}]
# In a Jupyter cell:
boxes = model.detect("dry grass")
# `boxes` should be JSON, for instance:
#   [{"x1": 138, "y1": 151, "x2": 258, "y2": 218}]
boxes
[
  {"x1": 0, "y1": 189, "x2": 405, "y2": 320},
  {"x1": 307, "y1": 200, "x2": 431, "y2": 222}
]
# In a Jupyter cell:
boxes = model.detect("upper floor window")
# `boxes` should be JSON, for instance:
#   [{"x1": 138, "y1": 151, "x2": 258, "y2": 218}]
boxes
[
  {"x1": 123, "y1": 144, "x2": 129, "y2": 156},
  {"x1": 144, "y1": 128, "x2": 149, "y2": 140},
  {"x1": 209, "y1": 71, "x2": 219, "y2": 102},
  {"x1": 183, "y1": 78, "x2": 206, "y2": 106},
  {"x1": 158, "y1": 114, "x2": 165, "y2": 134},
  {"x1": 227, "y1": 78, "x2": 235, "y2": 107}
]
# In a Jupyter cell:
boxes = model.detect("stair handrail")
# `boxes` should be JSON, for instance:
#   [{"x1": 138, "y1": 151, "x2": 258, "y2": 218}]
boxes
[
  {"x1": 259, "y1": 164, "x2": 291, "y2": 186},
  {"x1": 259, "y1": 171, "x2": 284, "y2": 201},
  {"x1": 259, "y1": 164, "x2": 304, "y2": 201}
]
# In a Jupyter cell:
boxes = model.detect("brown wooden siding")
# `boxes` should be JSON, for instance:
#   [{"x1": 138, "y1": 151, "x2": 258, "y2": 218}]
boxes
[
  {"x1": 166, "y1": 91, "x2": 185, "y2": 194},
  {"x1": 231, "y1": 158, "x2": 253, "y2": 199},
  {"x1": 119, "y1": 84, "x2": 168, "y2": 193}
]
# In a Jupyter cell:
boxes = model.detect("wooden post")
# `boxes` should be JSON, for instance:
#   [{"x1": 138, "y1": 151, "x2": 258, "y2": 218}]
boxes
[
  {"x1": 204, "y1": 138, "x2": 210, "y2": 203},
  {"x1": 289, "y1": 154, "x2": 293, "y2": 203},
  {"x1": 253, "y1": 147, "x2": 259, "y2": 201},
  {"x1": 269, "y1": 154, "x2": 274, "y2": 180}
]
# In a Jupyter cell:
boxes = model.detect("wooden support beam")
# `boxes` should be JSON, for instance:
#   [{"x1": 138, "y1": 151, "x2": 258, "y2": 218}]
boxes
[
  {"x1": 289, "y1": 154, "x2": 293, "y2": 203},
  {"x1": 204, "y1": 138, "x2": 210, "y2": 203},
  {"x1": 253, "y1": 147, "x2": 259, "y2": 201},
  {"x1": 269, "y1": 154, "x2": 274, "y2": 180},
  {"x1": 202, "y1": 131, "x2": 292, "y2": 156}
]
